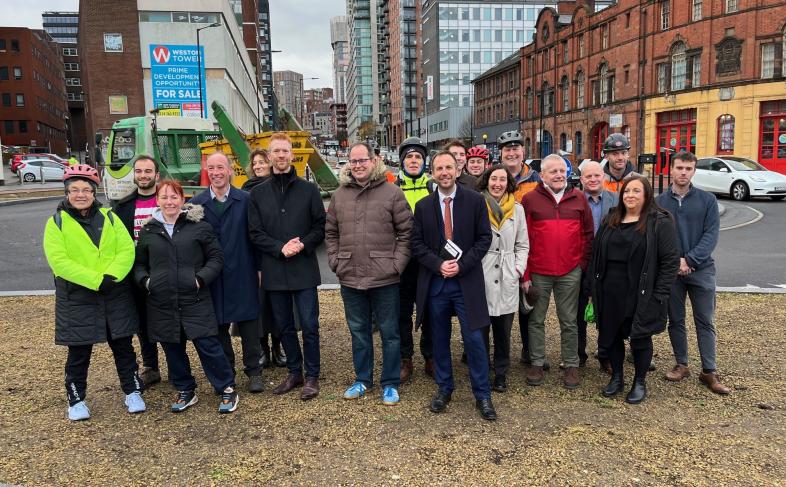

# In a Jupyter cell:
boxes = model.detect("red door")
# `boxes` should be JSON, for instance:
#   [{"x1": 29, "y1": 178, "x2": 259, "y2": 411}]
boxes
[
  {"x1": 656, "y1": 109, "x2": 697, "y2": 175},
  {"x1": 591, "y1": 122, "x2": 609, "y2": 161},
  {"x1": 759, "y1": 100, "x2": 786, "y2": 174}
]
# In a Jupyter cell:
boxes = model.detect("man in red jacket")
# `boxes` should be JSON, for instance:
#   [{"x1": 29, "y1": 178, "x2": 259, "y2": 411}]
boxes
[{"x1": 521, "y1": 154, "x2": 594, "y2": 390}]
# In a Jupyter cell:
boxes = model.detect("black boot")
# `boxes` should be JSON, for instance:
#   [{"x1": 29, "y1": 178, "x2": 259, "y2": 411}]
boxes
[
  {"x1": 625, "y1": 377, "x2": 647, "y2": 404},
  {"x1": 601, "y1": 373, "x2": 625, "y2": 397},
  {"x1": 272, "y1": 337, "x2": 287, "y2": 368},
  {"x1": 259, "y1": 339, "x2": 272, "y2": 369}
]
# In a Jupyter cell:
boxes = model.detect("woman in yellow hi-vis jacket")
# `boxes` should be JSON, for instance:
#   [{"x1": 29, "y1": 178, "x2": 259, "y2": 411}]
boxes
[{"x1": 43, "y1": 164, "x2": 145, "y2": 421}]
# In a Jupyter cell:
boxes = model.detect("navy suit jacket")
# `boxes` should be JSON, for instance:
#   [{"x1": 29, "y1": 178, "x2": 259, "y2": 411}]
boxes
[{"x1": 411, "y1": 184, "x2": 492, "y2": 330}]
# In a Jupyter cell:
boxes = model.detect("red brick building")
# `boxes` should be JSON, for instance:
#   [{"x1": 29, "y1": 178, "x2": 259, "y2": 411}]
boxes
[
  {"x1": 515, "y1": 0, "x2": 786, "y2": 173},
  {"x1": 0, "y1": 28, "x2": 68, "y2": 154},
  {"x1": 472, "y1": 51, "x2": 521, "y2": 153}
]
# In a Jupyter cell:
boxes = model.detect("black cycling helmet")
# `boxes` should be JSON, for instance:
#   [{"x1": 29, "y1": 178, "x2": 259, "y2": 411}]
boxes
[
  {"x1": 497, "y1": 130, "x2": 524, "y2": 148},
  {"x1": 398, "y1": 136, "x2": 428, "y2": 161},
  {"x1": 602, "y1": 133, "x2": 631, "y2": 153}
]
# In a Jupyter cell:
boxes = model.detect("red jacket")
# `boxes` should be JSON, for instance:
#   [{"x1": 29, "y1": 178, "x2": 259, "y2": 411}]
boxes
[{"x1": 521, "y1": 184, "x2": 594, "y2": 280}]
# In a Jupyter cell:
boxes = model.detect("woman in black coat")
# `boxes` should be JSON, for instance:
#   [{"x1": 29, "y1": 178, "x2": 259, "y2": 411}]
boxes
[
  {"x1": 134, "y1": 180, "x2": 239, "y2": 414},
  {"x1": 586, "y1": 176, "x2": 679, "y2": 404}
]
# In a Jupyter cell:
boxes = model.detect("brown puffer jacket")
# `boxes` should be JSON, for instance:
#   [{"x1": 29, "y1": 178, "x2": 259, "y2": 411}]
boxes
[{"x1": 326, "y1": 161, "x2": 413, "y2": 290}]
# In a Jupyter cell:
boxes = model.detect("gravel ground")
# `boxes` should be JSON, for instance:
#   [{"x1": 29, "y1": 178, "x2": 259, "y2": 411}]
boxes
[{"x1": 1, "y1": 292, "x2": 784, "y2": 486}]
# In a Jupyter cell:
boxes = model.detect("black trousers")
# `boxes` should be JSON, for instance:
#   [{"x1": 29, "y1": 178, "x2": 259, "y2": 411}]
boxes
[
  {"x1": 132, "y1": 287, "x2": 159, "y2": 370},
  {"x1": 609, "y1": 329, "x2": 653, "y2": 379},
  {"x1": 399, "y1": 260, "x2": 433, "y2": 360},
  {"x1": 518, "y1": 309, "x2": 530, "y2": 361},
  {"x1": 576, "y1": 292, "x2": 590, "y2": 363},
  {"x1": 65, "y1": 332, "x2": 142, "y2": 406},
  {"x1": 483, "y1": 313, "x2": 514, "y2": 377},
  {"x1": 218, "y1": 319, "x2": 263, "y2": 377}
]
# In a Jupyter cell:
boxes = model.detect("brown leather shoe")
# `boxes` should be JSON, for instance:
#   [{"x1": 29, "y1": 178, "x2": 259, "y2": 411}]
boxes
[
  {"x1": 699, "y1": 372, "x2": 731, "y2": 395},
  {"x1": 665, "y1": 364, "x2": 691, "y2": 382},
  {"x1": 272, "y1": 373, "x2": 303, "y2": 395},
  {"x1": 424, "y1": 358, "x2": 435, "y2": 378},
  {"x1": 400, "y1": 358, "x2": 413, "y2": 383},
  {"x1": 300, "y1": 377, "x2": 320, "y2": 400},
  {"x1": 563, "y1": 366, "x2": 580, "y2": 390},
  {"x1": 526, "y1": 365, "x2": 545, "y2": 386}
]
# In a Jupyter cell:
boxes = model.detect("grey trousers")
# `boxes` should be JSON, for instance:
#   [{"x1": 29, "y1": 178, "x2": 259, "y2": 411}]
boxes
[
  {"x1": 528, "y1": 266, "x2": 582, "y2": 368},
  {"x1": 667, "y1": 265, "x2": 718, "y2": 372}
]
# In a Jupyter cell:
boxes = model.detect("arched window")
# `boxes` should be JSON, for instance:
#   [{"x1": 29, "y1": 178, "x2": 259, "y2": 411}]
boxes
[
  {"x1": 560, "y1": 75, "x2": 569, "y2": 112},
  {"x1": 671, "y1": 42, "x2": 687, "y2": 91},
  {"x1": 526, "y1": 87, "x2": 533, "y2": 119},
  {"x1": 717, "y1": 114, "x2": 735, "y2": 153},
  {"x1": 542, "y1": 81, "x2": 553, "y2": 116},
  {"x1": 560, "y1": 133, "x2": 567, "y2": 152},
  {"x1": 576, "y1": 71, "x2": 585, "y2": 109},
  {"x1": 575, "y1": 131, "x2": 583, "y2": 156},
  {"x1": 599, "y1": 63, "x2": 610, "y2": 104}
]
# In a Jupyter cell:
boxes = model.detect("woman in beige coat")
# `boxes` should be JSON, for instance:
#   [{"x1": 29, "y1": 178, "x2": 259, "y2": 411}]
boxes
[{"x1": 478, "y1": 164, "x2": 529, "y2": 392}]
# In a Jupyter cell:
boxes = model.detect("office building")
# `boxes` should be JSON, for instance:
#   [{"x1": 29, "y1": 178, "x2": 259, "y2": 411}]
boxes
[
  {"x1": 273, "y1": 70, "x2": 304, "y2": 124},
  {"x1": 330, "y1": 16, "x2": 349, "y2": 104},
  {"x1": 346, "y1": 0, "x2": 381, "y2": 142}
]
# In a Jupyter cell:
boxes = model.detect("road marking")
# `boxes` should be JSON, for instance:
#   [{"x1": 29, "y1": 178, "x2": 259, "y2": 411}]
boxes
[
  {"x1": 716, "y1": 285, "x2": 786, "y2": 294},
  {"x1": 720, "y1": 204, "x2": 764, "y2": 231}
]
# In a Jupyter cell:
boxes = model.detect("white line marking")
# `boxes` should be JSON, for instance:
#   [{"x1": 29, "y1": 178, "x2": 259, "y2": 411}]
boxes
[{"x1": 720, "y1": 204, "x2": 764, "y2": 231}]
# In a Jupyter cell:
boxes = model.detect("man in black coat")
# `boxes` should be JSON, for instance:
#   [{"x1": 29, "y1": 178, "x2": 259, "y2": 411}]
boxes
[
  {"x1": 411, "y1": 151, "x2": 496, "y2": 421},
  {"x1": 111, "y1": 154, "x2": 162, "y2": 386},
  {"x1": 248, "y1": 133, "x2": 326, "y2": 401}
]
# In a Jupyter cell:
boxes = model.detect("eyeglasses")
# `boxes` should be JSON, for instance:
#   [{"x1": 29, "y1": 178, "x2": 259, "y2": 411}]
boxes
[
  {"x1": 348, "y1": 158, "x2": 371, "y2": 166},
  {"x1": 67, "y1": 188, "x2": 94, "y2": 195}
]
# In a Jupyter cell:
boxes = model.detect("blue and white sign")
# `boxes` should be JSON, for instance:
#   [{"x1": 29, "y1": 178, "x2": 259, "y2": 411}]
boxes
[{"x1": 150, "y1": 44, "x2": 207, "y2": 118}]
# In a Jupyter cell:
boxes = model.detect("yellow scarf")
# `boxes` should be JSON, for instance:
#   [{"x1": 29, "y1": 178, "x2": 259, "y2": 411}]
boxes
[{"x1": 484, "y1": 191, "x2": 515, "y2": 230}]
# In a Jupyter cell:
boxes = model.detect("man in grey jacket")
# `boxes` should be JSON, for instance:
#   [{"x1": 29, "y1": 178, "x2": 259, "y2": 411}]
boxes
[
  {"x1": 325, "y1": 142, "x2": 413, "y2": 405},
  {"x1": 656, "y1": 151, "x2": 730, "y2": 395}
]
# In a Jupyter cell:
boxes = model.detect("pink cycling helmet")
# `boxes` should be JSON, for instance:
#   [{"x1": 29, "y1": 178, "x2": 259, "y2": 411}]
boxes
[
  {"x1": 63, "y1": 164, "x2": 100, "y2": 185},
  {"x1": 467, "y1": 146, "x2": 489, "y2": 160}
]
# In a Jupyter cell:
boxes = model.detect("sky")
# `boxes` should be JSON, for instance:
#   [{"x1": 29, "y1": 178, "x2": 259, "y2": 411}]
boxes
[{"x1": 7, "y1": 0, "x2": 345, "y2": 90}]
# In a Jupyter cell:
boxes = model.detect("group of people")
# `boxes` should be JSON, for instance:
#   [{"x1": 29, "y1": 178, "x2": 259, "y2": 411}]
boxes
[{"x1": 43, "y1": 130, "x2": 729, "y2": 423}]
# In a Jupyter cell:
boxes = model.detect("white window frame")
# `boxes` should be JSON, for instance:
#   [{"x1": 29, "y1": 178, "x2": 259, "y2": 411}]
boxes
[
  {"x1": 761, "y1": 43, "x2": 776, "y2": 78},
  {"x1": 576, "y1": 72, "x2": 585, "y2": 109},
  {"x1": 725, "y1": 0, "x2": 738, "y2": 13},
  {"x1": 661, "y1": 1, "x2": 670, "y2": 31},
  {"x1": 692, "y1": 0, "x2": 702, "y2": 21},
  {"x1": 671, "y1": 44, "x2": 687, "y2": 90}
]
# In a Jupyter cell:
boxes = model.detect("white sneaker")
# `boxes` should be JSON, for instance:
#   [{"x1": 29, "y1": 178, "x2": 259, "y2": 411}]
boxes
[
  {"x1": 125, "y1": 391, "x2": 146, "y2": 414},
  {"x1": 68, "y1": 401, "x2": 90, "y2": 421}
]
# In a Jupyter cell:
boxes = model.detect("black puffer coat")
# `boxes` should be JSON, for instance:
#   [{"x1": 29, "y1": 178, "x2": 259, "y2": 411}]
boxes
[
  {"x1": 586, "y1": 208, "x2": 680, "y2": 339},
  {"x1": 133, "y1": 204, "x2": 224, "y2": 343}
]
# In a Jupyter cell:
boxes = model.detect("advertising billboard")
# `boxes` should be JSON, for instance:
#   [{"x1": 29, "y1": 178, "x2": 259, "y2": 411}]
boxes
[{"x1": 150, "y1": 44, "x2": 207, "y2": 118}]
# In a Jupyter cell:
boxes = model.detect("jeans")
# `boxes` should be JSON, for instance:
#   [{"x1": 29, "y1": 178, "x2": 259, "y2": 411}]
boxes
[
  {"x1": 483, "y1": 313, "x2": 514, "y2": 377},
  {"x1": 528, "y1": 267, "x2": 582, "y2": 368},
  {"x1": 218, "y1": 319, "x2": 263, "y2": 377},
  {"x1": 64, "y1": 329, "x2": 142, "y2": 406},
  {"x1": 399, "y1": 260, "x2": 433, "y2": 361},
  {"x1": 667, "y1": 265, "x2": 718, "y2": 372},
  {"x1": 268, "y1": 288, "x2": 321, "y2": 378},
  {"x1": 429, "y1": 278, "x2": 490, "y2": 401},
  {"x1": 340, "y1": 284, "x2": 401, "y2": 389},
  {"x1": 160, "y1": 332, "x2": 235, "y2": 394}
]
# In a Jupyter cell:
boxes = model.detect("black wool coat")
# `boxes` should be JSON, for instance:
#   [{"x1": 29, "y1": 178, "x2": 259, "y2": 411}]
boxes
[
  {"x1": 411, "y1": 184, "x2": 492, "y2": 330},
  {"x1": 133, "y1": 205, "x2": 224, "y2": 343},
  {"x1": 586, "y1": 209, "x2": 680, "y2": 339},
  {"x1": 247, "y1": 167, "x2": 326, "y2": 291}
]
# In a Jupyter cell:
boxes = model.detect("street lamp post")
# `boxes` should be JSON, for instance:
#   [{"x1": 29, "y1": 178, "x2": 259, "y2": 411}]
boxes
[{"x1": 196, "y1": 22, "x2": 221, "y2": 119}]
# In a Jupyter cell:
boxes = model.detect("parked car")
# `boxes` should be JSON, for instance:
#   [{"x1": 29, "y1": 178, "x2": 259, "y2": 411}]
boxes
[
  {"x1": 693, "y1": 156, "x2": 786, "y2": 201},
  {"x1": 17, "y1": 159, "x2": 66, "y2": 182},
  {"x1": 11, "y1": 153, "x2": 66, "y2": 173}
]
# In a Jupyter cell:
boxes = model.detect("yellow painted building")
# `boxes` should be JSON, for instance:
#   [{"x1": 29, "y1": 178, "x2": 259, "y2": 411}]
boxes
[{"x1": 644, "y1": 81, "x2": 786, "y2": 174}]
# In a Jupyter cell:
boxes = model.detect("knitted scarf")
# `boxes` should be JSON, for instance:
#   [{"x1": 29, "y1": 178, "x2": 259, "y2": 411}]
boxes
[{"x1": 484, "y1": 191, "x2": 515, "y2": 230}]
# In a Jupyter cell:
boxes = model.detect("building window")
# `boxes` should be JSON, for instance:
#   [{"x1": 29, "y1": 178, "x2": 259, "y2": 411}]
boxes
[
  {"x1": 716, "y1": 37, "x2": 742, "y2": 76},
  {"x1": 601, "y1": 24, "x2": 609, "y2": 50},
  {"x1": 66, "y1": 77, "x2": 81, "y2": 86},
  {"x1": 15, "y1": 94, "x2": 24, "y2": 107},
  {"x1": 11, "y1": 39, "x2": 19, "y2": 52},
  {"x1": 725, "y1": 0, "x2": 737, "y2": 13},
  {"x1": 657, "y1": 63, "x2": 668, "y2": 93},
  {"x1": 691, "y1": 54, "x2": 701, "y2": 87},
  {"x1": 671, "y1": 43, "x2": 687, "y2": 90},
  {"x1": 661, "y1": 1, "x2": 670, "y2": 31},
  {"x1": 575, "y1": 131, "x2": 583, "y2": 156},
  {"x1": 562, "y1": 41, "x2": 568, "y2": 63},
  {"x1": 717, "y1": 114, "x2": 735, "y2": 153},
  {"x1": 761, "y1": 42, "x2": 783, "y2": 79},
  {"x1": 4, "y1": 120, "x2": 15, "y2": 134},
  {"x1": 63, "y1": 47, "x2": 78, "y2": 56},
  {"x1": 560, "y1": 75, "x2": 569, "y2": 112},
  {"x1": 525, "y1": 138, "x2": 531, "y2": 158},
  {"x1": 19, "y1": 120, "x2": 27, "y2": 133},
  {"x1": 576, "y1": 71, "x2": 585, "y2": 109},
  {"x1": 542, "y1": 82, "x2": 553, "y2": 116},
  {"x1": 578, "y1": 34, "x2": 585, "y2": 58},
  {"x1": 692, "y1": 0, "x2": 702, "y2": 21},
  {"x1": 0, "y1": 39, "x2": 5, "y2": 52},
  {"x1": 526, "y1": 87, "x2": 533, "y2": 118},
  {"x1": 1, "y1": 93, "x2": 10, "y2": 106},
  {"x1": 597, "y1": 64, "x2": 613, "y2": 105},
  {"x1": 0, "y1": 67, "x2": 7, "y2": 80},
  {"x1": 65, "y1": 63, "x2": 80, "y2": 71},
  {"x1": 12, "y1": 67, "x2": 21, "y2": 80}
]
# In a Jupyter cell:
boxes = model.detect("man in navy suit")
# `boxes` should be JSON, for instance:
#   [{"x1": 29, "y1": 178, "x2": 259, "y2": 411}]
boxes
[{"x1": 411, "y1": 151, "x2": 495, "y2": 421}]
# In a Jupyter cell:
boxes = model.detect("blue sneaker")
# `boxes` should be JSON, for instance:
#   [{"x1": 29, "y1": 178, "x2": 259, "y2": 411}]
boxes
[
  {"x1": 218, "y1": 387, "x2": 239, "y2": 414},
  {"x1": 343, "y1": 382, "x2": 367, "y2": 400},
  {"x1": 171, "y1": 390, "x2": 198, "y2": 413},
  {"x1": 125, "y1": 391, "x2": 146, "y2": 414},
  {"x1": 68, "y1": 401, "x2": 90, "y2": 421},
  {"x1": 382, "y1": 386, "x2": 400, "y2": 406}
]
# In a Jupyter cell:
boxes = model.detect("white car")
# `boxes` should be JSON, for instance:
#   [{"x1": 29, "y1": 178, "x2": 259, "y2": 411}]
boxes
[
  {"x1": 18, "y1": 159, "x2": 66, "y2": 182},
  {"x1": 694, "y1": 156, "x2": 786, "y2": 201}
]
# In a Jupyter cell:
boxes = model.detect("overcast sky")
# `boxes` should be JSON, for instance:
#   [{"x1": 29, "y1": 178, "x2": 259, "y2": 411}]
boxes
[{"x1": 8, "y1": 0, "x2": 344, "y2": 90}]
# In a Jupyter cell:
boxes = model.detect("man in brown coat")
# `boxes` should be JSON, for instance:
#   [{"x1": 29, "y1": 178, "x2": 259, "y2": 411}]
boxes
[{"x1": 326, "y1": 142, "x2": 413, "y2": 405}]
